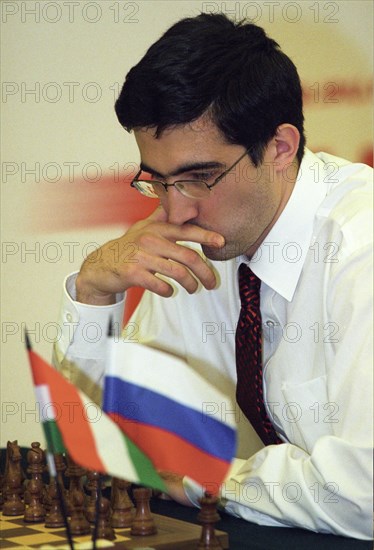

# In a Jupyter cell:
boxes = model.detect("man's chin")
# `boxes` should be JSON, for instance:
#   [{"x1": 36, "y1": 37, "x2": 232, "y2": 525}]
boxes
[{"x1": 201, "y1": 243, "x2": 242, "y2": 262}]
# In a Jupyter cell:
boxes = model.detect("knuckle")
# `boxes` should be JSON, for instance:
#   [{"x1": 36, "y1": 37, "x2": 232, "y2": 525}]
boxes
[
  {"x1": 183, "y1": 248, "x2": 200, "y2": 266},
  {"x1": 168, "y1": 261, "x2": 186, "y2": 280},
  {"x1": 138, "y1": 231, "x2": 155, "y2": 248}
]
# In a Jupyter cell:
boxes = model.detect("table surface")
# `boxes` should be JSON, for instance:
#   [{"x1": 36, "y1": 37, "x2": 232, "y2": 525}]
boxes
[{"x1": 150, "y1": 498, "x2": 372, "y2": 550}]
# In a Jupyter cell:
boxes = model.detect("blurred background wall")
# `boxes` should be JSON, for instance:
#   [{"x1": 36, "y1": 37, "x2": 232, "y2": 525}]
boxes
[{"x1": 1, "y1": 0, "x2": 372, "y2": 446}]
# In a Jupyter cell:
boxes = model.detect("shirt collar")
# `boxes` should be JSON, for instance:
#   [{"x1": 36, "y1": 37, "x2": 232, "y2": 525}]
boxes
[{"x1": 240, "y1": 149, "x2": 328, "y2": 301}]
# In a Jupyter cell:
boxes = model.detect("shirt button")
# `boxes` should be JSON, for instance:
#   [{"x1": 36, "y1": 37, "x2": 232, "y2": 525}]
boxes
[
  {"x1": 66, "y1": 312, "x2": 73, "y2": 322},
  {"x1": 266, "y1": 320, "x2": 275, "y2": 326}
]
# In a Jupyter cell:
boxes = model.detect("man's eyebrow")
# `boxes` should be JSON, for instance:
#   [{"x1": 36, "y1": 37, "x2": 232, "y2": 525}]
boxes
[{"x1": 139, "y1": 160, "x2": 225, "y2": 178}]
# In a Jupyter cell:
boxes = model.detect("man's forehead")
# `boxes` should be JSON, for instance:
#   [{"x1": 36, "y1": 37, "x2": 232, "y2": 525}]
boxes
[
  {"x1": 134, "y1": 124, "x2": 236, "y2": 178},
  {"x1": 134, "y1": 115, "x2": 226, "y2": 144},
  {"x1": 133, "y1": 115, "x2": 240, "y2": 177}
]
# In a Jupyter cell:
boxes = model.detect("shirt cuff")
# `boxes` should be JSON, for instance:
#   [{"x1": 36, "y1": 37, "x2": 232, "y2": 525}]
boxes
[
  {"x1": 58, "y1": 272, "x2": 125, "y2": 359},
  {"x1": 182, "y1": 477, "x2": 205, "y2": 507}
]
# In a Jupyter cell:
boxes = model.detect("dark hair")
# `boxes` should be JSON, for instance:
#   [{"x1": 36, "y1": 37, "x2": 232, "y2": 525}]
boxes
[{"x1": 115, "y1": 13, "x2": 305, "y2": 166}]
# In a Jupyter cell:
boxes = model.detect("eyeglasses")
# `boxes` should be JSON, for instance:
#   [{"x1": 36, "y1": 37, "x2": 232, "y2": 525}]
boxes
[{"x1": 130, "y1": 149, "x2": 250, "y2": 199}]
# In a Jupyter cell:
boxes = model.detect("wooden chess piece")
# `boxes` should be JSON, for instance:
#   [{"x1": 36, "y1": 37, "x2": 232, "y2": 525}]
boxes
[
  {"x1": 24, "y1": 477, "x2": 45, "y2": 523},
  {"x1": 44, "y1": 479, "x2": 52, "y2": 512},
  {"x1": 24, "y1": 442, "x2": 47, "y2": 507},
  {"x1": 111, "y1": 477, "x2": 134, "y2": 528},
  {"x1": 65, "y1": 454, "x2": 86, "y2": 515},
  {"x1": 131, "y1": 486, "x2": 157, "y2": 536},
  {"x1": 69, "y1": 489, "x2": 91, "y2": 536},
  {"x1": 53, "y1": 453, "x2": 70, "y2": 515},
  {"x1": 85, "y1": 471, "x2": 104, "y2": 523},
  {"x1": 65, "y1": 455, "x2": 86, "y2": 495},
  {"x1": 45, "y1": 477, "x2": 65, "y2": 528},
  {"x1": 95, "y1": 496, "x2": 116, "y2": 540},
  {"x1": 54, "y1": 453, "x2": 67, "y2": 489},
  {"x1": 2, "y1": 440, "x2": 25, "y2": 516},
  {"x1": 197, "y1": 493, "x2": 223, "y2": 550}
]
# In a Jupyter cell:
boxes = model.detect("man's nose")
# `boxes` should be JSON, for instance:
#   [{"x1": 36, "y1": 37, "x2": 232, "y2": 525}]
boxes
[{"x1": 163, "y1": 187, "x2": 199, "y2": 226}]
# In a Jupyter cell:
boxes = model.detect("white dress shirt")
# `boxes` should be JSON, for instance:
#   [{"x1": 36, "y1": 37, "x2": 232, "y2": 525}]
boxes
[{"x1": 56, "y1": 149, "x2": 373, "y2": 540}]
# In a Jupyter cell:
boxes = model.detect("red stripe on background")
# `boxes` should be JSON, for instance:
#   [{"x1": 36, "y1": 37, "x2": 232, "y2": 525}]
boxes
[
  {"x1": 26, "y1": 175, "x2": 155, "y2": 233},
  {"x1": 29, "y1": 350, "x2": 106, "y2": 473},
  {"x1": 108, "y1": 414, "x2": 229, "y2": 494}
]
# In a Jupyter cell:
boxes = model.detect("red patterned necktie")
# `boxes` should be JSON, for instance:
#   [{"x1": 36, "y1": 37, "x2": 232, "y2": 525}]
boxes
[{"x1": 235, "y1": 263, "x2": 281, "y2": 445}]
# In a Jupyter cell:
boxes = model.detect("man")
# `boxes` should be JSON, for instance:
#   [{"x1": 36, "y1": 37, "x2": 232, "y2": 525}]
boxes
[{"x1": 55, "y1": 14, "x2": 373, "y2": 539}]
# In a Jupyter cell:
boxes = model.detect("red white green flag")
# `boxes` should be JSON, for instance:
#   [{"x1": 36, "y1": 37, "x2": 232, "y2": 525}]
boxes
[{"x1": 27, "y1": 346, "x2": 166, "y2": 492}]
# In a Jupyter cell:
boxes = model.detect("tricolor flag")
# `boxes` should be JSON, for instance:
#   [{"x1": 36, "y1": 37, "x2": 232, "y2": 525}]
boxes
[
  {"x1": 26, "y1": 343, "x2": 166, "y2": 492},
  {"x1": 103, "y1": 342, "x2": 237, "y2": 495}
]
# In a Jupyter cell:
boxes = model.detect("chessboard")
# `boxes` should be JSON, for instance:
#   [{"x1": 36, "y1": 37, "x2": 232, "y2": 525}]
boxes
[
  {"x1": 1, "y1": 441, "x2": 229, "y2": 549},
  {"x1": 0, "y1": 510, "x2": 229, "y2": 549}
]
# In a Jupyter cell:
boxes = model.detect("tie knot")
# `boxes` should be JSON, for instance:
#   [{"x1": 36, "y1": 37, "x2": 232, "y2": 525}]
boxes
[{"x1": 238, "y1": 263, "x2": 261, "y2": 309}]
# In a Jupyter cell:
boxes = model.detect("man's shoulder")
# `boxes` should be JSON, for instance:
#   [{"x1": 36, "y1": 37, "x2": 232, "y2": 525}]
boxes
[
  {"x1": 306, "y1": 149, "x2": 372, "y2": 217},
  {"x1": 309, "y1": 151, "x2": 373, "y2": 259},
  {"x1": 303, "y1": 148, "x2": 373, "y2": 185}
]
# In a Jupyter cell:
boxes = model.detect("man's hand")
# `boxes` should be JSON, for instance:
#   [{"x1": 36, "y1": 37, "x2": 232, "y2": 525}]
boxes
[
  {"x1": 75, "y1": 206, "x2": 225, "y2": 305},
  {"x1": 157, "y1": 471, "x2": 193, "y2": 507}
]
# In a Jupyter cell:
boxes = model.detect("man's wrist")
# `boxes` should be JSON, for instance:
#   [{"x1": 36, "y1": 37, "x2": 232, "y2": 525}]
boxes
[{"x1": 75, "y1": 273, "x2": 116, "y2": 305}]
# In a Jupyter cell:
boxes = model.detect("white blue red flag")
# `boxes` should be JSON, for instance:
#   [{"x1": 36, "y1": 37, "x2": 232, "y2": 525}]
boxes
[{"x1": 103, "y1": 342, "x2": 237, "y2": 495}]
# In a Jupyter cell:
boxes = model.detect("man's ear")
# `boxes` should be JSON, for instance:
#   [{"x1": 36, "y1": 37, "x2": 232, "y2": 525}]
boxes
[{"x1": 268, "y1": 124, "x2": 300, "y2": 173}]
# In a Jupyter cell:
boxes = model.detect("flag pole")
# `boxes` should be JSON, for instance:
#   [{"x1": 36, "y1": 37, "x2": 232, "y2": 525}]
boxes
[
  {"x1": 25, "y1": 329, "x2": 75, "y2": 550},
  {"x1": 107, "y1": 316, "x2": 114, "y2": 338},
  {"x1": 91, "y1": 318, "x2": 113, "y2": 549},
  {"x1": 46, "y1": 452, "x2": 75, "y2": 550},
  {"x1": 91, "y1": 473, "x2": 102, "y2": 550},
  {"x1": 91, "y1": 318, "x2": 113, "y2": 548}
]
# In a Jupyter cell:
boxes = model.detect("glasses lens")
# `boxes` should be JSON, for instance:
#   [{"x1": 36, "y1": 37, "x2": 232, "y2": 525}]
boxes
[
  {"x1": 175, "y1": 181, "x2": 210, "y2": 199},
  {"x1": 133, "y1": 181, "x2": 165, "y2": 198}
]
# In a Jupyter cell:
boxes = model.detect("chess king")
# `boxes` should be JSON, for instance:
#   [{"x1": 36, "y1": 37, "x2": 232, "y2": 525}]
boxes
[{"x1": 54, "y1": 13, "x2": 373, "y2": 541}]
